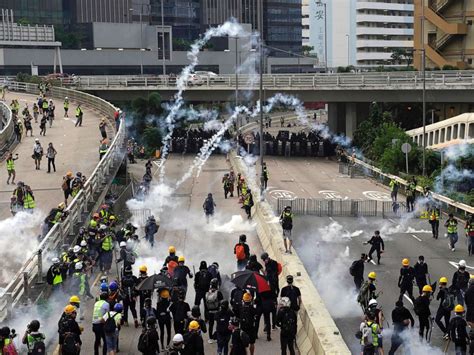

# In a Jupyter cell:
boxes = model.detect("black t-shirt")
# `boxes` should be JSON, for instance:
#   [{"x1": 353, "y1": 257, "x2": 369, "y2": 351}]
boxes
[
  {"x1": 231, "y1": 329, "x2": 248, "y2": 355},
  {"x1": 280, "y1": 285, "x2": 301, "y2": 311}
]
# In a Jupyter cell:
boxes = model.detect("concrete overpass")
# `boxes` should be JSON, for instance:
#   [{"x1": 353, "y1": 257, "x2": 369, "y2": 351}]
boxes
[
  {"x1": 66, "y1": 70, "x2": 474, "y2": 138},
  {"x1": 406, "y1": 112, "x2": 474, "y2": 149}
]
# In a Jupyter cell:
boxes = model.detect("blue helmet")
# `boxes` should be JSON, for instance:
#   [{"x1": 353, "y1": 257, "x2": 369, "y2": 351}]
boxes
[
  {"x1": 100, "y1": 282, "x2": 108, "y2": 292},
  {"x1": 109, "y1": 281, "x2": 118, "y2": 291},
  {"x1": 114, "y1": 303, "x2": 123, "y2": 312}
]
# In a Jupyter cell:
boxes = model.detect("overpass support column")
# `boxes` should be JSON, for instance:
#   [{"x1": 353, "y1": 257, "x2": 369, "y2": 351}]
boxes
[
  {"x1": 345, "y1": 103, "x2": 357, "y2": 139},
  {"x1": 327, "y1": 103, "x2": 345, "y2": 134}
]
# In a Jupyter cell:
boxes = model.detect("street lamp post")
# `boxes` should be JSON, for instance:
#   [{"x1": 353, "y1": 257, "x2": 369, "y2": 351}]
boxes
[
  {"x1": 161, "y1": 0, "x2": 166, "y2": 75},
  {"x1": 346, "y1": 34, "x2": 350, "y2": 66},
  {"x1": 421, "y1": 3, "x2": 426, "y2": 176},
  {"x1": 130, "y1": 4, "x2": 151, "y2": 75},
  {"x1": 316, "y1": 0, "x2": 328, "y2": 72},
  {"x1": 259, "y1": 0, "x2": 265, "y2": 199},
  {"x1": 235, "y1": 37, "x2": 239, "y2": 107}
]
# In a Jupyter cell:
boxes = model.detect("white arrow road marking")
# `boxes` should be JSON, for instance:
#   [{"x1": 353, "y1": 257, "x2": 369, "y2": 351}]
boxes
[
  {"x1": 449, "y1": 261, "x2": 474, "y2": 270},
  {"x1": 370, "y1": 259, "x2": 376, "y2": 265},
  {"x1": 411, "y1": 234, "x2": 422, "y2": 242}
]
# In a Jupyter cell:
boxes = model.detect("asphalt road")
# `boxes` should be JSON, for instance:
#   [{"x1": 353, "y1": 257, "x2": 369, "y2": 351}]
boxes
[
  {"x1": 57, "y1": 154, "x2": 286, "y2": 354},
  {"x1": 263, "y1": 155, "x2": 466, "y2": 354}
]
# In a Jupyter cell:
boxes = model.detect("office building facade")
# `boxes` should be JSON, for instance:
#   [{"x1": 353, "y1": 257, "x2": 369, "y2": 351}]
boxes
[
  {"x1": 356, "y1": 0, "x2": 414, "y2": 67},
  {"x1": 414, "y1": 0, "x2": 472, "y2": 70}
]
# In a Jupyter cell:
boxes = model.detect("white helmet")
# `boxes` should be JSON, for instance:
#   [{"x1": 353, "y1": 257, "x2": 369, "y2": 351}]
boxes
[
  {"x1": 80, "y1": 240, "x2": 87, "y2": 247},
  {"x1": 75, "y1": 261, "x2": 83, "y2": 270},
  {"x1": 52, "y1": 257, "x2": 60, "y2": 264},
  {"x1": 120, "y1": 241, "x2": 127, "y2": 247},
  {"x1": 65, "y1": 97, "x2": 68, "y2": 100},
  {"x1": 280, "y1": 297, "x2": 291, "y2": 308},
  {"x1": 172, "y1": 334, "x2": 184, "y2": 343},
  {"x1": 73, "y1": 245, "x2": 81, "y2": 253},
  {"x1": 99, "y1": 224, "x2": 108, "y2": 231},
  {"x1": 460, "y1": 260, "x2": 467, "y2": 268},
  {"x1": 368, "y1": 299, "x2": 378, "y2": 307}
]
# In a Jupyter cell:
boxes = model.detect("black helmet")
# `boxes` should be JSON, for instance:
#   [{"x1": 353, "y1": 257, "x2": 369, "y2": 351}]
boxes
[
  {"x1": 239, "y1": 234, "x2": 247, "y2": 242},
  {"x1": 261, "y1": 252, "x2": 269, "y2": 261},
  {"x1": 286, "y1": 275, "x2": 294, "y2": 283},
  {"x1": 146, "y1": 316, "x2": 157, "y2": 326},
  {"x1": 249, "y1": 254, "x2": 257, "y2": 262},
  {"x1": 191, "y1": 306, "x2": 201, "y2": 318},
  {"x1": 124, "y1": 266, "x2": 132, "y2": 275},
  {"x1": 28, "y1": 320, "x2": 40, "y2": 332},
  {"x1": 210, "y1": 278, "x2": 218, "y2": 288},
  {"x1": 199, "y1": 261, "x2": 208, "y2": 270}
]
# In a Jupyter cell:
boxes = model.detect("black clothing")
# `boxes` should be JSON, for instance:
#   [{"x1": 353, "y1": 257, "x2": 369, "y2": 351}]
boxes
[
  {"x1": 140, "y1": 328, "x2": 160, "y2": 354},
  {"x1": 413, "y1": 262, "x2": 428, "y2": 293},
  {"x1": 265, "y1": 259, "x2": 280, "y2": 295},
  {"x1": 398, "y1": 266, "x2": 415, "y2": 302},
  {"x1": 230, "y1": 329, "x2": 248, "y2": 355},
  {"x1": 449, "y1": 316, "x2": 469, "y2": 347},
  {"x1": 169, "y1": 300, "x2": 190, "y2": 335},
  {"x1": 183, "y1": 332, "x2": 204, "y2": 355},
  {"x1": 388, "y1": 305, "x2": 414, "y2": 355},
  {"x1": 367, "y1": 235, "x2": 384, "y2": 250},
  {"x1": 415, "y1": 295, "x2": 431, "y2": 339},
  {"x1": 453, "y1": 270, "x2": 471, "y2": 291},
  {"x1": 246, "y1": 259, "x2": 263, "y2": 273},
  {"x1": 174, "y1": 265, "x2": 192, "y2": 288},
  {"x1": 465, "y1": 285, "x2": 474, "y2": 322},
  {"x1": 280, "y1": 285, "x2": 301, "y2": 311}
]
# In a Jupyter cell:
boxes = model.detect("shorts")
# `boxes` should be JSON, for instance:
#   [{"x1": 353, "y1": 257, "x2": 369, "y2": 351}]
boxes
[
  {"x1": 283, "y1": 229, "x2": 292, "y2": 240},
  {"x1": 242, "y1": 327, "x2": 256, "y2": 344},
  {"x1": 105, "y1": 333, "x2": 118, "y2": 351}
]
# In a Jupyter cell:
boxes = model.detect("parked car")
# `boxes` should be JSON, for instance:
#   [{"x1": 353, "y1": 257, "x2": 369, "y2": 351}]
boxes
[{"x1": 187, "y1": 73, "x2": 204, "y2": 86}]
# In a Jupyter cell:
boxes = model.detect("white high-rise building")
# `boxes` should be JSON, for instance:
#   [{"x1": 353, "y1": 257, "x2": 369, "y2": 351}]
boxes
[
  {"x1": 356, "y1": 0, "x2": 414, "y2": 67},
  {"x1": 302, "y1": 0, "x2": 311, "y2": 47}
]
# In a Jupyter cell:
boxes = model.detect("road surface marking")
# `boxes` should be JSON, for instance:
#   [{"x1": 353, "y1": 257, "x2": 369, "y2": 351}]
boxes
[
  {"x1": 404, "y1": 294, "x2": 414, "y2": 305},
  {"x1": 411, "y1": 234, "x2": 422, "y2": 242},
  {"x1": 268, "y1": 189, "x2": 297, "y2": 200},
  {"x1": 449, "y1": 261, "x2": 474, "y2": 270},
  {"x1": 318, "y1": 190, "x2": 348, "y2": 200},
  {"x1": 370, "y1": 259, "x2": 376, "y2": 265},
  {"x1": 362, "y1": 191, "x2": 392, "y2": 201}
]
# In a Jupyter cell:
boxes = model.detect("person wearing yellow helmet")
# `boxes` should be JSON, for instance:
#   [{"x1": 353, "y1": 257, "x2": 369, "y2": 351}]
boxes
[
  {"x1": 239, "y1": 292, "x2": 257, "y2": 353},
  {"x1": 184, "y1": 320, "x2": 204, "y2": 354},
  {"x1": 58, "y1": 304, "x2": 82, "y2": 353},
  {"x1": 447, "y1": 304, "x2": 469, "y2": 353},
  {"x1": 435, "y1": 276, "x2": 453, "y2": 336},
  {"x1": 173, "y1": 256, "x2": 193, "y2": 296},
  {"x1": 137, "y1": 265, "x2": 151, "y2": 312},
  {"x1": 156, "y1": 290, "x2": 172, "y2": 349},
  {"x1": 414, "y1": 284, "x2": 432, "y2": 340},
  {"x1": 164, "y1": 246, "x2": 178, "y2": 266},
  {"x1": 358, "y1": 272, "x2": 377, "y2": 313},
  {"x1": 398, "y1": 258, "x2": 415, "y2": 303}
]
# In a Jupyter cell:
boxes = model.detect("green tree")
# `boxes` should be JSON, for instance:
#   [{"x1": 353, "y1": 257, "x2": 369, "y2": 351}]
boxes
[{"x1": 302, "y1": 45, "x2": 315, "y2": 56}]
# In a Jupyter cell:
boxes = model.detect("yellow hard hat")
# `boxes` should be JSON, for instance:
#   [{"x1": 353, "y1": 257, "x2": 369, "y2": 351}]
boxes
[
  {"x1": 188, "y1": 320, "x2": 200, "y2": 331},
  {"x1": 64, "y1": 305, "x2": 77, "y2": 314},
  {"x1": 178, "y1": 256, "x2": 185, "y2": 263},
  {"x1": 422, "y1": 285, "x2": 433, "y2": 293},
  {"x1": 368, "y1": 272, "x2": 377, "y2": 280},
  {"x1": 470, "y1": 274, "x2": 474, "y2": 279},
  {"x1": 439, "y1": 277, "x2": 448, "y2": 284},
  {"x1": 109, "y1": 215, "x2": 116, "y2": 220},
  {"x1": 139, "y1": 265, "x2": 148, "y2": 273},
  {"x1": 160, "y1": 289, "x2": 170, "y2": 299},
  {"x1": 455, "y1": 304, "x2": 465, "y2": 313},
  {"x1": 242, "y1": 292, "x2": 253, "y2": 302},
  {"x1": 66, "y1": 171, "x2": 73, "y2": 177},
  {"x1": 58, "y1": 202, "x2": 66, "y2": 209},
  {"x1": 169, "y1": 246, "x2": 176, "y2": 254},
  {"x1": 402, "y1": 258, "x2": 409, "y2": 266},
  {"x1": 90, "y1": 220, "x2": 98, "y2": 228},
  {"x1": 69, "y1": 295, "x2": 80, "y2": 304}
]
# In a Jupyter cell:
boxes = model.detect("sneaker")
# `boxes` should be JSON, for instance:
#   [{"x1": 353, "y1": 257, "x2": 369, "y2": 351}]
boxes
[{"x1": 452, "y1": 248, "x2": 456, "y2": 252}]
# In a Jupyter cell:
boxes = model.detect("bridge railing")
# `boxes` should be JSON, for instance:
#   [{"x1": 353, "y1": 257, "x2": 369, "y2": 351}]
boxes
[
  {"x1": 0, "y1": 101, "x2": 14, "y2": 158},
  {"x1": 0, "y1": 82, "x2": 125, "y2": 322},
  {"x1": 64, "y1": 70, "x2": 474, "y2": 89}
]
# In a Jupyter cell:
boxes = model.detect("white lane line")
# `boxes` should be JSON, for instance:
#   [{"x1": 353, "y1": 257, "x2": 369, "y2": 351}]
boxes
[
  {"x1": 370, "y1": 259, "x2": 376, "y2": 265},
  {"x1": 404, "y1": 294, "x2": 414, "y2": 305},
  {"x1": 388, "y1": 218, "x2": 397, "y2": 224},
  {"x1": 411, "y1": 234, "x2": 422, "y2": 242}
]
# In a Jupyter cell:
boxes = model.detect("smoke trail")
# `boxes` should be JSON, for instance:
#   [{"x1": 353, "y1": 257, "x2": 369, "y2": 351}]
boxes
[{"x1": 158, "y1": 20, "x2": 247, "y2": 183}]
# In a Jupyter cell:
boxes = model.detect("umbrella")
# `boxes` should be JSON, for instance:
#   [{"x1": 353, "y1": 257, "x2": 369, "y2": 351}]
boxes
[
  {"x1": 137, "y1": 273, "x2": 173, "y2": 291},
  {"x1": 230, "y1": 270, "x2": 271, "y2": 294}
]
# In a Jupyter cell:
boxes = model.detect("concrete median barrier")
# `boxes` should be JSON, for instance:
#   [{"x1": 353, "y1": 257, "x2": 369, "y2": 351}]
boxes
[{"x1": 229, "y1": 152, "x2": 351, "y2": 355}]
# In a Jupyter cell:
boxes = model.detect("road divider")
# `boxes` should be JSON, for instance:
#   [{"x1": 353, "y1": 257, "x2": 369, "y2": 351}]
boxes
[{"x1": 229, "y1": 152, "x2": 351, "y2": 355}]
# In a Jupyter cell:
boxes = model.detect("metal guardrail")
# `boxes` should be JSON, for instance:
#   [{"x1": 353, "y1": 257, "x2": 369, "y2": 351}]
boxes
[
  {"x1": 276, "y1": 198, "x2": 408, "y2": 218},
  {"x1": 353, "y1": 158, "x2": 474, "y2": 217},
  {"x1": 0, "y1": 82, "x2": 124, "y2": 322},
  {"x1": 0, "y1": 101, "x2": 14, "y2": 158},
  {"x1": 64, "y1": 71, "x2": 474, "y2": 90}
]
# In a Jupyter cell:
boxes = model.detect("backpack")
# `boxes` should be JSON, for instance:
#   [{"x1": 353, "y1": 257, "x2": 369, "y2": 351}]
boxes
[
  {"x1": 349, "y1": 261, "x2": 358, "y2": 276},
  {"x1": 240, "y1": 330, "x2": 250, "y2": 348},
  {"x1": 277, "y1": 262, "x2": 283, "y2": 276},
  {"x1": 450, "y1": 318, "x2": 465, "y2": 343},
  {"x1": 240, "y1": 306, "x2": 254, "y2": 329},
  {"x1": 125, "y1": 251, "x2": 136, "y2": 264},
  {"x1": 138, "y1": 329, "x2": 150, "y2": 353},
  {"x1": 62, "y1": 333, "x2": 79, "y2": 354},
  {"x1": 205, "y1": 290, "x2": 220, "y2": 311},
  {"x1": 413, "y1": 297, "x2": 423, "y2": 316},
  {"x1": 2, "y1": 341, "x2": 18, "y2": 355},
  {"x1": 361, "y1": 322, "x2": 375, "y2": 346},
  {"x1": 30, "y1": 334, "x2": 46, "y2": 354},
  {"x1": 357, "y1": 281, "x2": 369, "y2": 304},
  {"x1": 168, "y1": 260, "x2": 178, "y2": 277},
  {"x1": 280, "y1": 309, "x2": 297, "y2": 335},
  {"x1": 442, "y1": 290, "x2": 456, "y2": 311},
  {"x1": 104, "y1": 312, "x2": 118, "y2": 334},
  {"x1": 61, "y1": 179, "x2": 69, "y2": 191},
  {"x1": 235, "y1": 244, "x2": 246, "y2": 261}
]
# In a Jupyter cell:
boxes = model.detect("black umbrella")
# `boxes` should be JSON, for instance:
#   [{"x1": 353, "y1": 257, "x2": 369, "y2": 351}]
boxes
[
  {"x1": 137, "y1": 273, "x2": 173, "y2": 291},
  {"x1": 230, "y1": 270, "x2": 271, "y2": 294}
]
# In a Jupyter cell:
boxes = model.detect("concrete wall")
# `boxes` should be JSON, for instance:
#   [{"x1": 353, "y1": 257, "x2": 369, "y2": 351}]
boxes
[{"x1": 228, "y1": 125, "x2": 351, "y2": 354}]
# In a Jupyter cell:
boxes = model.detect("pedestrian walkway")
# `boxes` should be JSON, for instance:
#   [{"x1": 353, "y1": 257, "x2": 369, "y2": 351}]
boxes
[
  {"x1": 0, "y1": 91, "x2": 109, "y2": 220},
  {"x1": 71, "y1": 155, "x2": 287, "y2": 354}
]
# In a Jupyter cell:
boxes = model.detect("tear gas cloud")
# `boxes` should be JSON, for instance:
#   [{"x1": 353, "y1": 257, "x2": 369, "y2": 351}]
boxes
[{"x1": 434, "y1": 143, "x2": 473, "y2": 195}]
